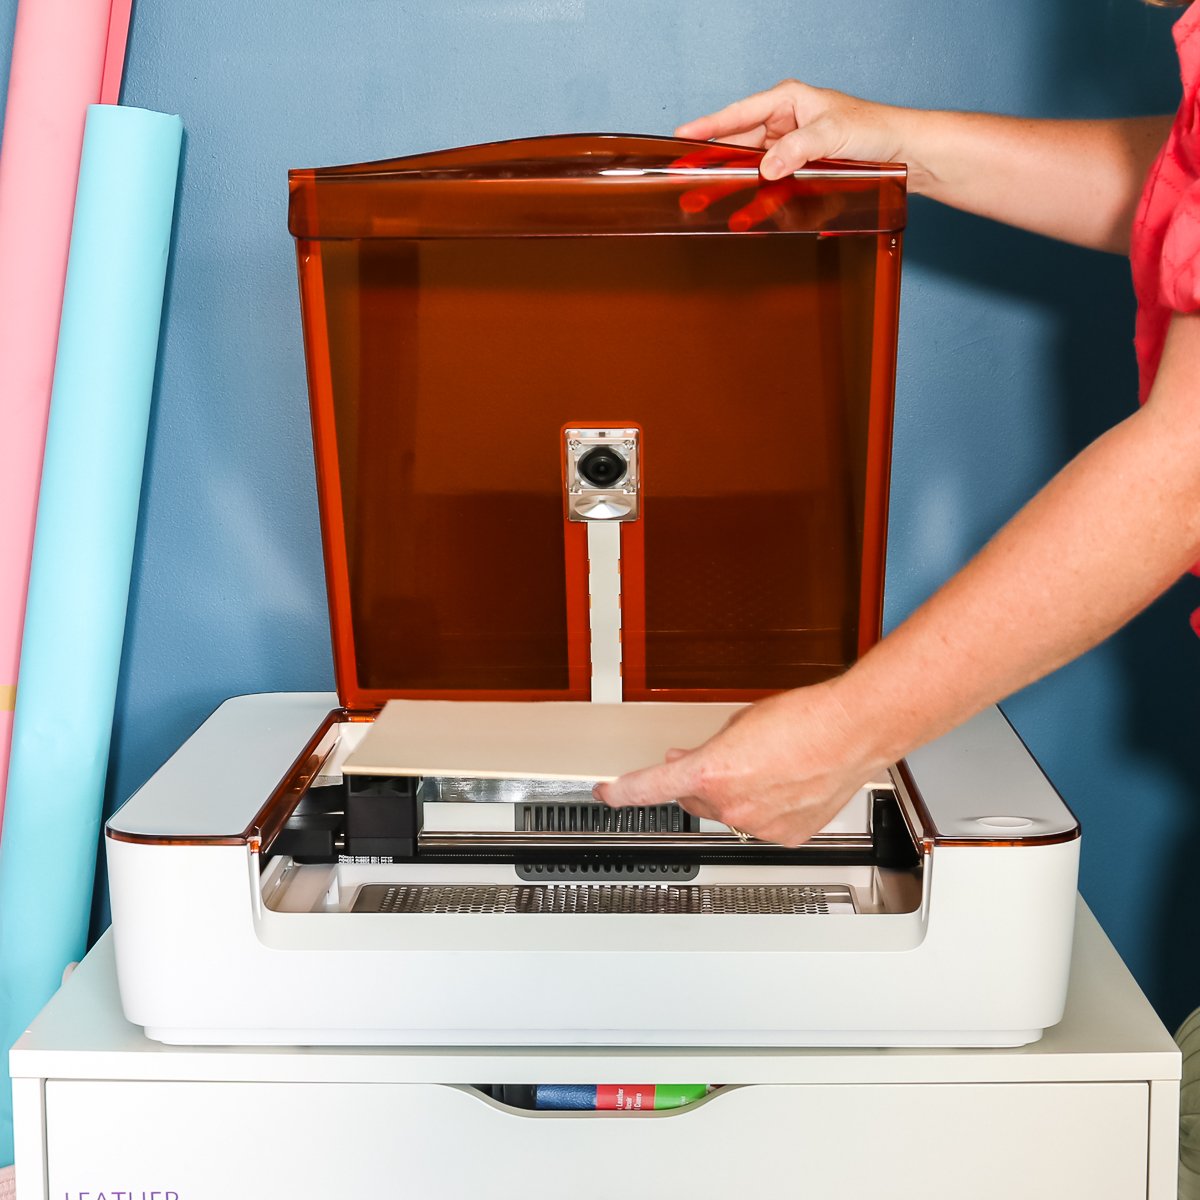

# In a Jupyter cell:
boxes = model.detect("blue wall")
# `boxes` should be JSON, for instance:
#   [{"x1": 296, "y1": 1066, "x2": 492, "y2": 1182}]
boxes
[{"x1": 3, "y1": 0, "x2": 1197, "y2": 1024}]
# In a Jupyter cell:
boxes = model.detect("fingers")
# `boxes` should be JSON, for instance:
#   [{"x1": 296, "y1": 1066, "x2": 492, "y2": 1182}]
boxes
[
  {"x1": 674, "y1": 125, "x2": 768, "y2": 151},
  {"x1": 675, "y1": 82, "x2": 868, "y2": 183},
  {"x1": 593, "y1": 755, "x2": 695, "y2": 809},
  {"x1": 760, "y1": 126, "x2": 826, "y2": 180},
  {"x1": 677, "y1": 116, "x2": 830, "y2": 183},
  {"x1": 715, "y1": 126, "x2": 768, "y2": 150},
  {"x1": 675, "y1": 86, "x2": 792, "y2": 144}
]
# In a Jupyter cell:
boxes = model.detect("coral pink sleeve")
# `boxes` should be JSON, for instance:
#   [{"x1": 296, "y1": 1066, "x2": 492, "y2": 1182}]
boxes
[
  {"x1": 1160, "y1": 180, "x2": 1200, "y2": 591},
  {"x1": 1159, "y1": 177, "x2": 1200, "y2": 313}
]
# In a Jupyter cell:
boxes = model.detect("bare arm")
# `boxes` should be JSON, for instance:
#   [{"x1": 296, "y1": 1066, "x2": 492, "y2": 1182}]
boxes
[
  {"x1": 597, "y1": 314, "x2": 1200, "y2": 843},
  {"x1": 678, "y1": 82, "x2": 1171, "y2": 253},
  {"x1": 840, "y1": 311, "x2": 1200, "y2": 760}
]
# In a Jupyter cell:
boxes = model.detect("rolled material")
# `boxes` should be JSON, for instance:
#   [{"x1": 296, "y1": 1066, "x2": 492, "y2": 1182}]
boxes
[
  {"x1": 0, "y1": 104, "x2": 182, "y2": 1168},
  {"x1": 0, "y1": 0, "x2": 134, "y2": 833},
  {"x1": 99, "y1": 0, "x2": 136, "y2": 106}
]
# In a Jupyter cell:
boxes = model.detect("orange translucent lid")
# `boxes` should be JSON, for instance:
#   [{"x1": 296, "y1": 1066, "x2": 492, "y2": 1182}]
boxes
[
  {"x1": 289, "y1": 134, "x2": 906, "y2": 710},
  {"x1": 288, "y1": 133, "x2": 906, "y2": 239}
]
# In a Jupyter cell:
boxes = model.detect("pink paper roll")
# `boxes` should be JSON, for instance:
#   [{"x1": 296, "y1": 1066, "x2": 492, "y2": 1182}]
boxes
[
  {"x1": 0, "y1": 0, "x2": 133, "y2": 832},
  {"x1": 99, "y1": 0, "x2": 135, "y2": 106}
]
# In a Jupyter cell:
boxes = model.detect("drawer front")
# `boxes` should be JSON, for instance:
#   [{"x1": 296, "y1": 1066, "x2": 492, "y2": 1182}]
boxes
[{"x1": 45, "y1": 1079, "x2": 1147, "y2": 1199}]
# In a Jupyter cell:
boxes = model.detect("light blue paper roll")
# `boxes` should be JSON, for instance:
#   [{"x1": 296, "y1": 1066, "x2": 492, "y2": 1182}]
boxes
[{"x1": 0, "y1": 104, "x2": 182, "y2": 1166}]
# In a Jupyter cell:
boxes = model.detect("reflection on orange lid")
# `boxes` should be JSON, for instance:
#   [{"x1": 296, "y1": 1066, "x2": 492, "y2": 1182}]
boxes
[
  {"x1": 289, "y1": 134, "x2": 906, "y2": 710},
  {"x1": 288, "y1": 133, "x2": 906, "y2": 240}
]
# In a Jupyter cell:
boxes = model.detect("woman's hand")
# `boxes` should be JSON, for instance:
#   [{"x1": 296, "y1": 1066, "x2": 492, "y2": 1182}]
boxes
[
  {"x1": 593, "y1": 681, "x2": 886, "y2": 848},
  {"x1": 677, "y1": 80, "x2": 908, "y2": 182},
  {"x1": 678, "y1": 81, "x2": 1171, "y2": 251}
]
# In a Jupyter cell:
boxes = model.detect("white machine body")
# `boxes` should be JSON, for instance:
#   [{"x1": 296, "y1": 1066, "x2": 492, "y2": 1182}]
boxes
[{"x1": 106, "y1": 691, "x2": 1079, "y2": 1048}]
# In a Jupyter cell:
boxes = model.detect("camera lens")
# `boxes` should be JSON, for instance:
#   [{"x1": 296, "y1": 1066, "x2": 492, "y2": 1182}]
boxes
[{"x1": 577, "y1": 446, "x2": 628, "y2": 488}]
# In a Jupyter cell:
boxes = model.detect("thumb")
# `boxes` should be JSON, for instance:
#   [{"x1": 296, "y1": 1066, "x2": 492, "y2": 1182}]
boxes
[{"x1": 760, "y1": 126, "x2": 826, "y2": 180}]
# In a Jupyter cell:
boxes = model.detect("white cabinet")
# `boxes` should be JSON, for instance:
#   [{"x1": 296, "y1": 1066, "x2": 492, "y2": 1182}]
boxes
[{"x1": 11, "y1": 901, "x2": 1181, "y2": 1200}]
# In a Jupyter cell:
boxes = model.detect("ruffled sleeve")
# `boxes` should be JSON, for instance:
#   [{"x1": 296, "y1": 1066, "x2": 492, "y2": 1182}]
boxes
[{"x1": 1159, "y1": 176, "x2": 1200, "y2": 314}]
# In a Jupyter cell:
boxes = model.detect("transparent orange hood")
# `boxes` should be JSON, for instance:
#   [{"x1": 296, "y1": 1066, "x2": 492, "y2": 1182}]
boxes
[{"x1": 288, "y1": 134, "x2": 906, "y2": 709}]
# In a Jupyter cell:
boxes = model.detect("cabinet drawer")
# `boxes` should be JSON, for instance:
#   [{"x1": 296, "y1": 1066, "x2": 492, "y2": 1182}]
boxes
[{"x1": 45, "y1": 1079, "x2": 1147, "y2": 1199}]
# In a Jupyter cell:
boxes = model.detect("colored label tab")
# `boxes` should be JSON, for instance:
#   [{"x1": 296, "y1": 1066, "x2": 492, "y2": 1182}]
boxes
[
  {"x1": 596, "y1": 1084, "x2": 653, "y2": 1111},
  {"x1": 595, "y1": 1084, "x2": 709, "y2": 1110},
  {"x1": 648, "y1": 1084, "x2": 710, "y2": 1109}
]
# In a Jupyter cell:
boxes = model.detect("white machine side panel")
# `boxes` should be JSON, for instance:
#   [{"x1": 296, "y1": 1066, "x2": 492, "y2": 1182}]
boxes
[
  {"x1": 106, "y1": 692, "x2": 336, "y2": 838},
  {"x1": 902, "y1": 705, "x2": 1078, "y2": 837},
  {"x1": 44, "y1": 1080, "x2": 1147, "y2": 1200}
]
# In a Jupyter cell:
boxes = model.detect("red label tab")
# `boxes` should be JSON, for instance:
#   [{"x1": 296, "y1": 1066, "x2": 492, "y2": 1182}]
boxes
[{"x1": 595, "y1": 1085, "x2": 655, "y2": 1111}]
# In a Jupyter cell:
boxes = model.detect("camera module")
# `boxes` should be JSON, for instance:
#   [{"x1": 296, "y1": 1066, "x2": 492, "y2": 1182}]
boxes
[
  {"x1": 564, "y1": 427, "x2": 639, "y2": 522},
  {"x1": 577, "y1": 446, "x2": 628, "y2": 489}
]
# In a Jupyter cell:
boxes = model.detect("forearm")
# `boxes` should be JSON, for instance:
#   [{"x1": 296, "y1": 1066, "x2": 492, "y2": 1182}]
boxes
[
  {"x1": 837, "y1": 315, "x2": 1200, "y2": 770},
  {"x1": 892, "y1": 110, "x2": 1171, "y2": 253}
]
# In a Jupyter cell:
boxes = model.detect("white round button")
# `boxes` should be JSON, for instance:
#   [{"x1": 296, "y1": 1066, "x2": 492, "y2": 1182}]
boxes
[{"x1": 975, "y1": 816, "x2": 1035, "y2": 830}]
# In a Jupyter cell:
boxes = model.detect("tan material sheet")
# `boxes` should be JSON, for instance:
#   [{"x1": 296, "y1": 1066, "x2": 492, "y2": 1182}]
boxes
[{"x1": 342, "y1": 700, "x2": 747, "y2": 781}]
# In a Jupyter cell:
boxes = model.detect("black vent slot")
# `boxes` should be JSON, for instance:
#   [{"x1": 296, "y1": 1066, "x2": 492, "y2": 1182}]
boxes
[
  {"x1": 518, "y1": 802, "x2": 689, "y2": 835},
  {"x1": 515, "y1": 802, "x2": 698, "y2": 881},
  {"x1": 519, "y1": 860, "x2": 696, "y2": 879}
]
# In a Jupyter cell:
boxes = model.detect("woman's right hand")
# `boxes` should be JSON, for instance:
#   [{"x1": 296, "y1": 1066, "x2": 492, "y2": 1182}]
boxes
[{"x1": 676, "y1": 80, "x2": 909, "y2": 181}]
